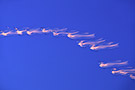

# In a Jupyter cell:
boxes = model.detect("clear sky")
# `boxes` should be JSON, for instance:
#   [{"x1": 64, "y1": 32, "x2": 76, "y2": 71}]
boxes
[{"x1": 0, "y1": 0, "x2": 134, "y2": 90}]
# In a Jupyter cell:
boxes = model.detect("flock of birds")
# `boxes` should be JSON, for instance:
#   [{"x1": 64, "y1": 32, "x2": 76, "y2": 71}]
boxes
[{"x1": 0, "y1": 27, "x2": 135, "y2": 80}]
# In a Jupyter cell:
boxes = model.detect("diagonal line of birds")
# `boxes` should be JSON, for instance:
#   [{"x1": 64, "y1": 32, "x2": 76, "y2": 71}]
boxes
[{"x1": 0, "y1": 27, "x2": 134, "y2": 80}]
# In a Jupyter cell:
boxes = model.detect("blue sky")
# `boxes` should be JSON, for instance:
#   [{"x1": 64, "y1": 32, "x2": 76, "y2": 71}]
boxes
[{"x1": 0, "y1": 0, "x2": 134, "y2": 90}]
